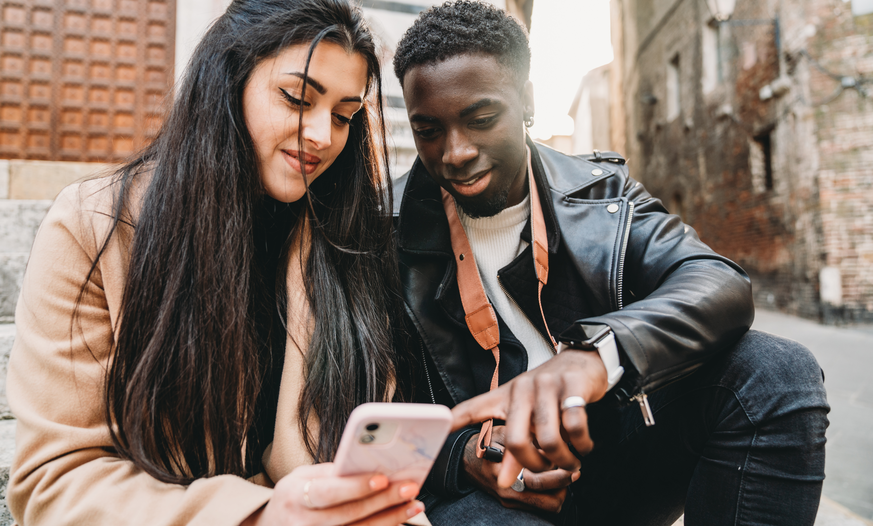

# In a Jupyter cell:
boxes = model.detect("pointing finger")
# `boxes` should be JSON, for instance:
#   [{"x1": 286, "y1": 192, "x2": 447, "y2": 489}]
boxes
[
  {"x1": 503, "y1": 376, "x2": 552, "y2": 474},
  {"x1": 450, "y1": 386, "x2": 509, "y2": 431}
]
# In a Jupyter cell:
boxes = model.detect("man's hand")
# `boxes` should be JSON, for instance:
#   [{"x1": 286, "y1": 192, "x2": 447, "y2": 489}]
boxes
[
  {"x1": 461, "y1": 426, "x2": 580, "y2": 514},
  {"x1": 452, "y1": 350, "x2": 609, "y2": 488}
]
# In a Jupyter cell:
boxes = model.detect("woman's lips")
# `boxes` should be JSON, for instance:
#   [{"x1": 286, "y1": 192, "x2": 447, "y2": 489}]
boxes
[
  {"x1": 449, "y1": 170, "x2": 491, "y2": 197},
  {"x1": 283, "y1": 150, "x2": 321, "y2": 174}
]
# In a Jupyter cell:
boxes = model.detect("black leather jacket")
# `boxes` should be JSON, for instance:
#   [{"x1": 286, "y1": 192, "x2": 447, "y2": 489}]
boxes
[{"x1": 393, "y1": 138, "x2": 754, "y2": 496}]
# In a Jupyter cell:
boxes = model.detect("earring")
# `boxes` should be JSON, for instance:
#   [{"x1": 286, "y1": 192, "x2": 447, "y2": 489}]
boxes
[{"x1": 524, "y1": 115, "x2": 534, "y2": 128}]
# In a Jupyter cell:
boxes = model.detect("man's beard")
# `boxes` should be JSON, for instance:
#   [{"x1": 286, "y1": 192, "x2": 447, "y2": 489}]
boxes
[{"x1": 454, "y1": 184, "x2": 513, "y2": 219}]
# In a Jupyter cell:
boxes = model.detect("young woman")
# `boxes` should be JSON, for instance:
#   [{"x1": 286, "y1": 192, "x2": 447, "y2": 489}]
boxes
[{"x1": 5, "y1": 0, "x2": 422, "y2": 524}]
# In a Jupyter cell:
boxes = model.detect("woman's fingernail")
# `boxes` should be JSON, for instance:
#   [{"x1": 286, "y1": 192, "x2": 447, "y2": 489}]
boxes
[
  {"x1": 407, "y1": 501, "x2": 425, "y2": 517},
  {"x1": 369, "y1": 475, "x2": 388, "y2": 490},
  {"x1": 399, "y1": 483, "x2": 419, "y2": 499}
]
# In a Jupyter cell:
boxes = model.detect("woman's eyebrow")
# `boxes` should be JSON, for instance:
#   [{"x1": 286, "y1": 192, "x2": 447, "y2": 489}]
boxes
[
  {"x1": 285, "y1": 72, "x2": 326, "y2": 94},
  {"x1": 283, "y1": 72, "x2": 362, "y2": 103}
]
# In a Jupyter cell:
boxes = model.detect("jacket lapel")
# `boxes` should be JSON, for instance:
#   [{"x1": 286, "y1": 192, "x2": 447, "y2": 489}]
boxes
[
  {"x1": 536, "y1": 142, "x2": 628, "y2": 312},
  {"x1": 395, "y1": 143, "x2": 631, "y2": 402}
]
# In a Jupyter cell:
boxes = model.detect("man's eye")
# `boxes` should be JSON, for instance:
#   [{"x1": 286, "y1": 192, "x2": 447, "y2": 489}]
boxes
[
  {"x1": 414, "y1": 128, "x2": 439, "y2": 139},
  {"x1": 279, "y1": 88, "x2": 310, "y2": 108},
  {"x1": 470, "y1": 115, "x2": 496, "y2": 127}
]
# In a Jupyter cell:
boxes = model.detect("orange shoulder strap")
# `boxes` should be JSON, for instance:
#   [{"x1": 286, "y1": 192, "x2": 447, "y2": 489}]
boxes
[{"x1": 441, "y1": 145, "x2": 556, "y2": 460}]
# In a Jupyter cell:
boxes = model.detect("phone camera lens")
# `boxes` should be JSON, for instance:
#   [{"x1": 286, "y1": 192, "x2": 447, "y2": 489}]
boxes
[
  {"x1": 366, "y1": 423, "x2": 379, "y2": 431},
  {"x1": 360, "y1": 434, "x2": 376, "y2": 444}
]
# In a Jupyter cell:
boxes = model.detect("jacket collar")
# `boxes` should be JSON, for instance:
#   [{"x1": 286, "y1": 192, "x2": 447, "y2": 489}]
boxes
[{"x1": 396, "y1": 136, "x2": 562, "y2": 256}]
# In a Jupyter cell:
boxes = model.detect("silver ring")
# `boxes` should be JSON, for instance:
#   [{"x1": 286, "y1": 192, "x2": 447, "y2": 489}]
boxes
[
  {"x1": 303, "y1": 479, "x2": 315, "y2": 509},
  {"x1": 561, "y1": 395, "x2": 587, "y2": 411},
  {"x1": 511, "y1": 468, "x2": 525, "y2": 492}
]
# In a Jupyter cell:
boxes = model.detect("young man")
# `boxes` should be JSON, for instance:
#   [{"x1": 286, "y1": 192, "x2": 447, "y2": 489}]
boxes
[{"x1": 392, "y1": 2, "x2": 829, "y2": 524}]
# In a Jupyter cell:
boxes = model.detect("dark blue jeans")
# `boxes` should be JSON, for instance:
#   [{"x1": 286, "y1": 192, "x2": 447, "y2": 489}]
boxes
[{"x1": 425, "y1": 331, "x2": 830, "y2": 526}]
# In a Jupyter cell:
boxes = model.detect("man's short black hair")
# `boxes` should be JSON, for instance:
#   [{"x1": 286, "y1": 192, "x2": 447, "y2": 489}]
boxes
[{"x1": 393, "y1": 0, "x2": 531, "y2": 89}]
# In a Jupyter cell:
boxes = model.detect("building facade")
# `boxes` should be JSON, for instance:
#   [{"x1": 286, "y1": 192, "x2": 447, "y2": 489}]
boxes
[
  {"x1": 568, "y1": 63, "x2": 611, "y2": 155},
  {"x1": 1, "y1": 0, "x2": 532, "y2": 197},
  {"x1": 610, "y1": 0, "x2": 873, "y2": 323}
]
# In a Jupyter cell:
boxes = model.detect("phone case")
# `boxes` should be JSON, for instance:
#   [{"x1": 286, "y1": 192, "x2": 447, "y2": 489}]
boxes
[{"x1": 333, "y1": 403, "x2": 452, "y2": 485}]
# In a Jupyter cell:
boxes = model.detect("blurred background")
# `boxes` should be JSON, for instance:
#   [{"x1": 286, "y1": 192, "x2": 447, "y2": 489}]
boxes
[{"x1": 0, "y1": 0, "x2": 871, "y2": 523}]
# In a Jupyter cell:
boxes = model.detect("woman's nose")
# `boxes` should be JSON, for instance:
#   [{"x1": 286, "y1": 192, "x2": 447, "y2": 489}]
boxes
[{"x1": 302, "y1": 110, "x2": 332, "y2": 151}]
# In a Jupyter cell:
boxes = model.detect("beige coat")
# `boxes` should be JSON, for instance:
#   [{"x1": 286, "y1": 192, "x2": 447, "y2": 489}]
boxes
[{"x1": 6, "y1": 177, "x2": 321, "y2": 525}]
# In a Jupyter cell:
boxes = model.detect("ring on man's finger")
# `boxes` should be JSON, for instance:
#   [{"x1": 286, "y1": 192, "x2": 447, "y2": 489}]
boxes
[
  {"x1": 303, "y1": 479, "x2": 315, "y2": 509},
  {"x1": 561, "y1": 396, "x2": 587, "y2": 411},
  {"x1": 511, "y1": 468, "x2": 525, "y2": 492}
]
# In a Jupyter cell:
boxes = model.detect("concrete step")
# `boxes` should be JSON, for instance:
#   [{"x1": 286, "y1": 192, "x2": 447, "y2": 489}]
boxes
[
  {"x1": 0, "y1": 200, "x2": 52, "y2": 254},
  {"x1": 0, "y1": 255, "x2": 27, "y2": 322},
  {"x1": 1, "y1": 323, "x2": 15, "y2": 525},
  {"x1": 1, "y1": 324, "x2": 14, "y2": 419},
  {"x1": 1, "y1": 322, "x2": 15, "y2": 525},
  {"x1": 0, "y1": 200, "x2": 52, "y2": 321},
  {"x1": 0, "y1": 419, "x2": 15, "y2": 526}
]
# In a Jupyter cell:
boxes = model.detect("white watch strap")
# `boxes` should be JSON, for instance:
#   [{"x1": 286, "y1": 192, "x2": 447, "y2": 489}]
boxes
[
  {"x1": 594, "y1": 331, "x2": 625, "y2": 391},
  {"x1": 557, "y1": 330, "x2": 625, "y2": 391}
]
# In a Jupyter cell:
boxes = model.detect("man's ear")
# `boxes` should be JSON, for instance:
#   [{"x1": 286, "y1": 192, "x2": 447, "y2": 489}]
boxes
[{"x1": 522, "y1": 80, "x2": 535, "y2": 120}]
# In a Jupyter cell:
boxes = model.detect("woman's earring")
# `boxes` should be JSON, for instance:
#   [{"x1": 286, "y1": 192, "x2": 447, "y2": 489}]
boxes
[{"x1": 524, "y1": 115, "x2": 534, "y2": 128}]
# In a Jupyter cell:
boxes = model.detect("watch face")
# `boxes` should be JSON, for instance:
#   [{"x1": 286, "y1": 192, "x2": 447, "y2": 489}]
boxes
[
  {"x1": 580, "y1": 325, "x2": 612, "y2": 345},
  {"x1": 557, "y1": 324, "x2": 612, "y2": 348}
]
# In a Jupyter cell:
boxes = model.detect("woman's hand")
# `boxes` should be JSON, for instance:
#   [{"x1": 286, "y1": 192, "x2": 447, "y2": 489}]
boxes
[{"x1": 242, "y1": 463, "x2": 424, "y2": 526}]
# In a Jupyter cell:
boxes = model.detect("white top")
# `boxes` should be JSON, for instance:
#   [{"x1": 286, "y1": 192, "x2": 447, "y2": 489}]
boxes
[
  {"x1": 457, "y1": 194, "x2": 625, "y2": 388},
  {"x1": 457, "y1": 194, "x2": 555, "y2": 370}
]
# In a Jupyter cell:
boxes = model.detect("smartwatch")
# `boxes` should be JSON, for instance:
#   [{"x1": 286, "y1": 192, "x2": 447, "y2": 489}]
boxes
[{"x1": 557, "y1": 324, "x2": 625, "y2": 391}]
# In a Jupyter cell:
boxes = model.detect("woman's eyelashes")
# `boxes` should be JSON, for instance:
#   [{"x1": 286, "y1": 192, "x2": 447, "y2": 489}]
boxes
[
  {"x1": 279, "y1": 87, "x2": 353, "y2": 126},
  {"x1": 279, "y1": 87, "x2": 309, "y2": 108},
  {"x1": 332, "y1": 113, "x2": 352, "y2": 125}
]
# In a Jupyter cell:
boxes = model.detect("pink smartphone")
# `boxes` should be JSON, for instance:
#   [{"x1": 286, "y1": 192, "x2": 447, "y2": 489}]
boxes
[{"x1": 333, "y1": 402, "x2": 452, "y2": 485}]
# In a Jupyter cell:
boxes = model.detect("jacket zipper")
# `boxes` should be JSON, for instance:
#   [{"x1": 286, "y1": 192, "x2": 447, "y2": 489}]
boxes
[
  {"x1": 616, "y1": 201, "x2": 635, "y2": 311},
  {"x1": 630, "y1": 392, "x2": 655, "y2": 426},
  {"x1": 419, "y1": 338, "x2": 436, "y2": 404},
  {"x1": 616, "y1": 201, "x2": 653, "y2": 424}
]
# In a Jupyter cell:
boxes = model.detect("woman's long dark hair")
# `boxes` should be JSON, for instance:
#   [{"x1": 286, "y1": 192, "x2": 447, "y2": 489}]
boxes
[{"x1": 78, "y1": 0, "x2": 408, "y2": 484}]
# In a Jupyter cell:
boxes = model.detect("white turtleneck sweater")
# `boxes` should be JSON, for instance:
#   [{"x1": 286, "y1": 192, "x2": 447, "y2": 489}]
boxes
[{"x1": 457, "y1": 194, "x2": 555, "y2": 370}]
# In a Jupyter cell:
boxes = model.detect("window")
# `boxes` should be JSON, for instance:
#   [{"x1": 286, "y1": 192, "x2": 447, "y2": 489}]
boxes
[
  {"x1": 667, "y1": 54, "x2": 680, "y2": 121},
  {"x1": 702, "y1": 22, "x2": 721, "y2": 94},
  {"x1": 750, "y1": 129, "x2": 774, "y2": 192}
]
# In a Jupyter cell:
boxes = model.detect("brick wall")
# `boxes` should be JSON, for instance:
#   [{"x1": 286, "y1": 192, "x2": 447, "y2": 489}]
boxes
[
  {"x1": 810, "y1": 11, "x2": 873, "y2": 322},
  {"x1": 616, "y1": 0, "x2": 873, "y2": 323}
]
